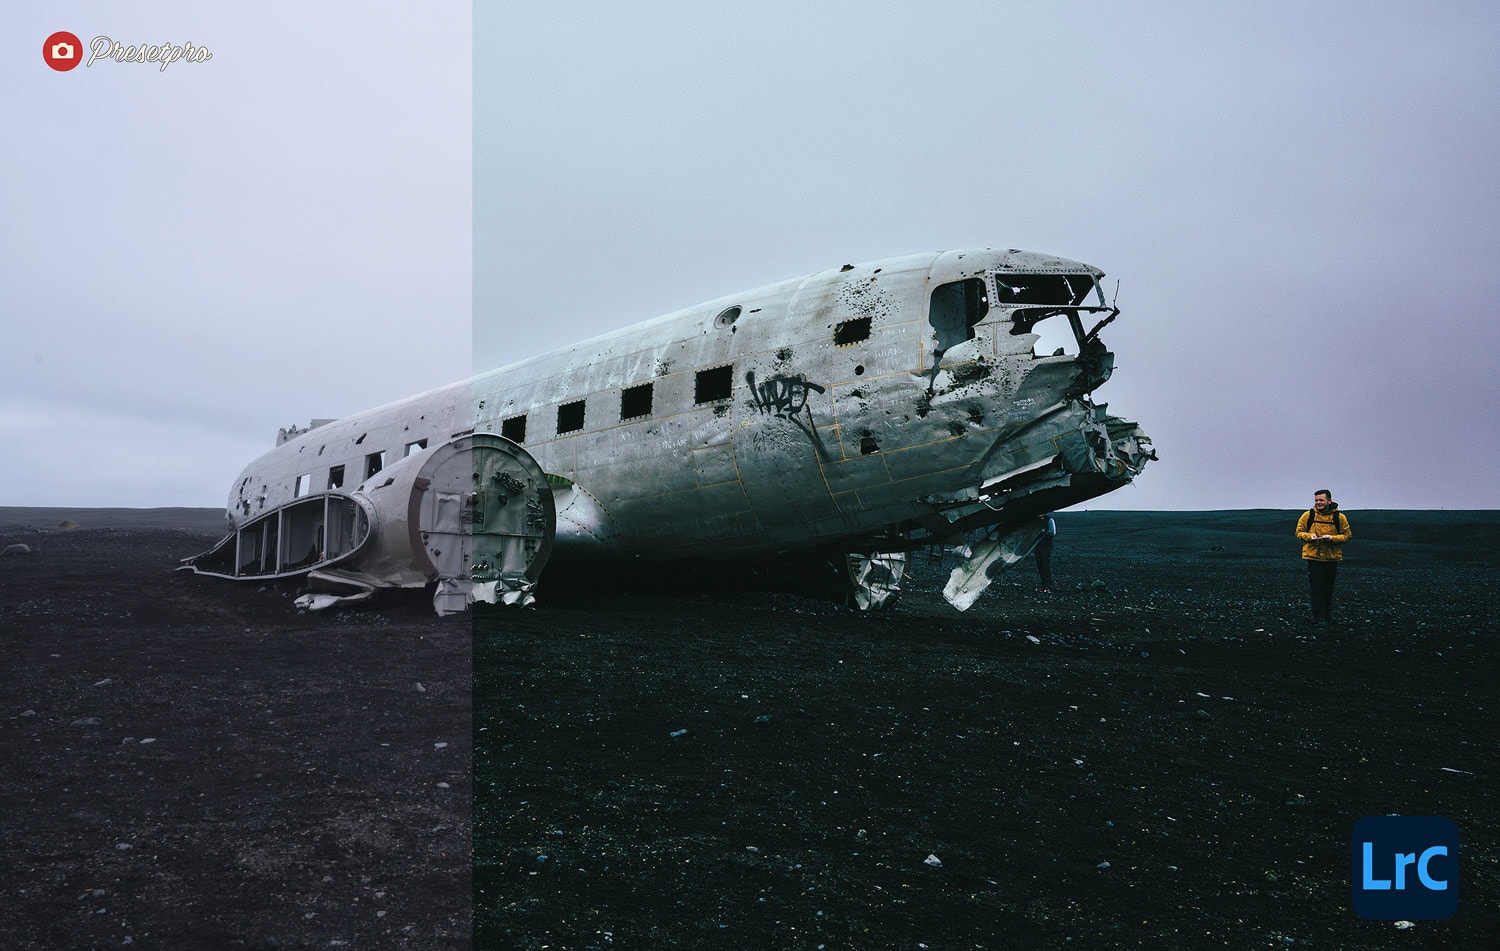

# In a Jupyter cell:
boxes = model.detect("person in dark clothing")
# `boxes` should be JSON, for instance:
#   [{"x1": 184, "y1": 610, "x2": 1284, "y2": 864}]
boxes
[
  {"x1": 1295, "y1": 489, "x2": 1352, "y2": 622},
  {"x1": 1034, "y1": 513, "x2": 1056, "y2": 592}
]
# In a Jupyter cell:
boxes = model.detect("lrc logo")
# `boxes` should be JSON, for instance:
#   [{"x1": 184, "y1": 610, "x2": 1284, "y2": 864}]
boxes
[{"x1": 1352, "y1": 816, "x2": 1458, "y2": 920}]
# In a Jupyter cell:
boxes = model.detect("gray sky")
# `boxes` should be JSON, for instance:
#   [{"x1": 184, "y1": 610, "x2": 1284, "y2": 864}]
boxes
[
  {"x1": 5, "y1": 3, "x2": 1497, "y2": 511},
  {"x1": 3, "y1": 2, "x2": 471, "y2": 508}
]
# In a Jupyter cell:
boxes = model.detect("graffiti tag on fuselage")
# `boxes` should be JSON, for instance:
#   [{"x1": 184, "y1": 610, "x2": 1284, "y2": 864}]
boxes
[{"x1": 746, "y1": 371, "x2": 826, "y2": 419}]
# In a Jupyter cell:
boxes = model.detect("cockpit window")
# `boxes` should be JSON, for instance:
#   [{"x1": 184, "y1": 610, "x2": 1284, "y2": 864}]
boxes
[
  {"x1": 1011, "y1": 307, "x2": 1082, "y2": 357},
  {"x1": 993, "y1": 274, "x2": 1096, "y2": 306},
  {"x1": 997, "y1": 274, "x2": 1103, "y2": 358},
  {"x1": 928, "y1": 278, "x2": 989, "y2": 352}
]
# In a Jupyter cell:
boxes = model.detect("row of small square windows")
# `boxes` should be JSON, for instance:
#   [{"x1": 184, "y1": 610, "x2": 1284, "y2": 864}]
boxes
[
  {"x1": 496, "y1": 314, "x2": 885, "y2": 443},
  {"x1": 292, "y1": 439, "x2": 428, "y2": 496},
  {"x1": 501, "y1": 364, "x2": 735, "y2": 444},
  {"x1": 283, "y1": 314, "x2": 885, "y2": 494},
  {"x1": 285, "y1": 356, "x2": 740, "y2": 496}
]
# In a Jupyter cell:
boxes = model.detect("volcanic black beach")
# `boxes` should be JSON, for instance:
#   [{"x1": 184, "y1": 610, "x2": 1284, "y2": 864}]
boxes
[{"x1": 2, "y1": 508, "x2": 1496, "y2": 949}]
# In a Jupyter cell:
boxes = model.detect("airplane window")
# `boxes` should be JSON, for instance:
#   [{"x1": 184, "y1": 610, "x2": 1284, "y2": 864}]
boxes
[
  {"x1": 621, "y1": 382, "x2": 653, "y2": 420},
  {"x1": 502, "y1": 414, "x2": 527, "y2": 443},
  {"x1": 695, "y1": 365, "x2": 733, "y2": 404},
  {"x1": 327, "y1": 465, "x2": 345, "y2": 489},
  {"x1": 557, "y1": 400, "x2": 585, "y2": 434},
  {"x1": 294, "y1": 473, "x2": 312, "y2": 498},
  {"x1": 365, "y1": 450, "x2": 385, "y2": 479},
  {"x1": 929, "y1": 278, "x2": 989, "y2": 351},
  {"x1": 404, "y1": 439, "x2": 428, "y2": 457},
  {"x1": 1011, "y1": 308, "x2": 1083, "y2": 358},
  {"x1": 993, "y1": 274, "x2": 1095, "y2": 305},
  {"x1": 834, "y1": 316, "x2": 872, "y2": 346}
]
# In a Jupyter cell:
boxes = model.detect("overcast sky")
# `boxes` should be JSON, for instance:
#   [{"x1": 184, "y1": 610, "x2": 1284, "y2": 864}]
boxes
[
  {"x1": 3, "y1": 2, "x2": 471, "y2": 509},
  {"x1": 5, "y1": 3, "x2": 1497, "y2": 511}
]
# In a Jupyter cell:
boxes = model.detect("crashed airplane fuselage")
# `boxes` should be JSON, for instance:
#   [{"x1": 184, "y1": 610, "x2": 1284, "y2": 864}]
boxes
[{"x1": 184, "y1": 249, "x2": 1155, "y2": 613}]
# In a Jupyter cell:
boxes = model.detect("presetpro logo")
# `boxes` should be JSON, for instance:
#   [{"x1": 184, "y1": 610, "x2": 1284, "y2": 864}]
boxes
[
  {"x1": 43, "y1": 31, "x2": 83, "y2": 71},
  {"x1": 42, "y1": 31, "x2": 213, "y2": 72},
  {"x1": 1352, "y1": 816, "x2": 1458, "y2": 920}
]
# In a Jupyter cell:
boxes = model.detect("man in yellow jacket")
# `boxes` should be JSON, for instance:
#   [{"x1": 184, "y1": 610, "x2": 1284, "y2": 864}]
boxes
[{"x1": 1295, "y1": 489, "x2": 1352, "y2": 623}]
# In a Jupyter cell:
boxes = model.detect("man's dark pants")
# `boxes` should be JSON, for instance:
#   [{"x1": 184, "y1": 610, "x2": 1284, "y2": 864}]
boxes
[{"x1": 1306, "y1": 560, "x2": 1338, "y2": 621}]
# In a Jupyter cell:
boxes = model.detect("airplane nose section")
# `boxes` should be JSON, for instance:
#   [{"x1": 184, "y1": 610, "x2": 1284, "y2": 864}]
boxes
[{"x1": 976, "y1": 399, "x2": 1155, "y2": 497}]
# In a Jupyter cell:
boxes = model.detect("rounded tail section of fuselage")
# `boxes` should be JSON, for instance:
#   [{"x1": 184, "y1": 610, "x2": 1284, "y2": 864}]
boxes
[{"x1": 182, "y1": 433, "x2": 555, "y2": 615}]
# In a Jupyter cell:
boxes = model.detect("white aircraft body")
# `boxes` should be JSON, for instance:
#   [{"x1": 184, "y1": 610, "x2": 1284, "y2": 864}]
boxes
[{"x1": 184, "y1": 249, "x2": 1155, "y2": 613}]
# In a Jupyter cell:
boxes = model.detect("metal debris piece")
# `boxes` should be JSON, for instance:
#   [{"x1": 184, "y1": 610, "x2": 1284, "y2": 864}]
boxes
[{"x1": 944, "y1": 522, "x2": 1046, "y2": 611}]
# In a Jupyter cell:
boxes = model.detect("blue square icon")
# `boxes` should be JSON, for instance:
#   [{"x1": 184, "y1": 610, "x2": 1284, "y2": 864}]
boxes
[{"x1": 1352, "y1": 816, "x2": 1459, "y2": 920}]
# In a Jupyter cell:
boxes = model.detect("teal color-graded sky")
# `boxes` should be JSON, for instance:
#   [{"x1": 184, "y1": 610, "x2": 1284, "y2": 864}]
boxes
[{"x1": 5, "y1": 2, "x2": 1498, "y2": 510}]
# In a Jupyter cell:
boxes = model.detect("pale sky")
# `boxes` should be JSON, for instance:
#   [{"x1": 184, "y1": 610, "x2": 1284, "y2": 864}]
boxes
[
  {"x1": 5, "y1": 2, "x2": 1498, "y2": 511},
  {"x1": 2, "y1": 2, "x2": 472, "y2": 508}
]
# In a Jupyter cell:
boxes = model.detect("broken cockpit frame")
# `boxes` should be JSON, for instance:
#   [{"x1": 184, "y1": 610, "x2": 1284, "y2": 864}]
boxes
[{"x1": 996, "y1": 270, "x2": 1121, "y2": 395}]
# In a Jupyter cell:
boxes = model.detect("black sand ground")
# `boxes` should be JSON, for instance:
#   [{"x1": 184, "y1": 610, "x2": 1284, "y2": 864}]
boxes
[
  {"x1": 2, "y1": 508, "x2": 1496, "y2": 949},
  {"x1": 1, "y1": 510, "x2": 472, "y2": 950}
]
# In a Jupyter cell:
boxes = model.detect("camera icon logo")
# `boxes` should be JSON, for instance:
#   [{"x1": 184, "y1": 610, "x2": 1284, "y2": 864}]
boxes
[{"x1": 44, "y1": 31, "x2": 84, "y2": 71}]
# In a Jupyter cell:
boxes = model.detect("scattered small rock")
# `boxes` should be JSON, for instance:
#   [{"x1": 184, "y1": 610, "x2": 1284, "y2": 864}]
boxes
[
  {"x1": 670, "y1": 729, "x2": 688, "y2": 738},
  {"x1": 924, "y1": 854, "x2": 942, "y2": 867},
  {"x1": 94, "y1": 678, "x2": 113, "y2": 687},
  {"x1": 139, "y1": 738, "x2": 156, "y2": 744},
  {"x1": 2, "y1": 544, "x2": 32, "y2": 556},
  {"x1": 1097, "y1": 861, "x2": 1111, "y2": 869},
  {"x1": 415, "y1": 682, "x2": 426, "y2": 693},
  {"x1": 433, "y1": 742, "x2": 448, "y2": 750},
  {"x1": 58, "y1": 520, "x2": 80, "y2": 530},
  {"x1": 69, "y1": 717, "x2": 102, "y2": 728},
  {"x1": 114, "y1": 843, "x2": 132, "y2": 851}
]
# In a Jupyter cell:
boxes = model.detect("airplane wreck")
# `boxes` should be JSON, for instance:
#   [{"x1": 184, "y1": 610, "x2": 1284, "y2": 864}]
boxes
[{"x1": 183, "y1": 248, "x2": 1155, "y2": 614}]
